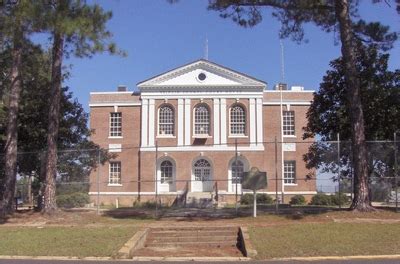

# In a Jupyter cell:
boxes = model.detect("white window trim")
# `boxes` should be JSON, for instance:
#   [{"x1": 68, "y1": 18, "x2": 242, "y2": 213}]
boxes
[
  {"x1": 157, "y1": 135, "x2": 176, "y2": 138},
  {"x1": 282, "y1": 111, "x2": 295, "y2": 136},
  {"x1": 107, "y1": 184, "x2": 123, "y2": 187},
  {"x1": 109, "y1": 112, "x2": 122, "y2": 138},
  {"x1": 193, "y1": 104, "x2": 211, "y2": 136},
  {"x1": 109, "y1": 161, "x2": 122, "y2": 186},
  {"x1": 283, "y1": 160, "x2": 296, "y2": 185},
  {"x1": 108, "y1": 136, "x2": 123, "y2": 139},
  {"x1": 229, "y1": 104, "x2": 247, "y2": 136},
  {"x1": 157, "y1": 104, "x2": 175, "y2": 137}
]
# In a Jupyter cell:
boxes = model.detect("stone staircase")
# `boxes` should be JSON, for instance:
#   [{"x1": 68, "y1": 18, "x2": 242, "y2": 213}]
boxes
[
  {"x1": 186, "y1": 192, "x2": 214, "y2": 208},
  {"x1": 133, "y1": 226, "x2": 243, "y2": 258}
]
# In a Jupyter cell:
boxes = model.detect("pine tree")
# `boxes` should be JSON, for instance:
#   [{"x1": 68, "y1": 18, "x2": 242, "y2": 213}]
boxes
[
  {"x1": 0, "y1": 1, "x2": 42, "y2": 216},
  {"x1": 41, "y1": 0, "x2": 122, "y2": 213},
  {"x1": 206, "y1": 0, "x2": 398, "y2": 211}
]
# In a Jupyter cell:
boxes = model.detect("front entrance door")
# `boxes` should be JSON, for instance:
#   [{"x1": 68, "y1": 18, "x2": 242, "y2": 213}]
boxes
[
  {"x1": 158, "y1": 160, "x2": 176, "y2": 192},
  {"x1": 192, "y1": 159, "x2": 212, "y2": 192}
]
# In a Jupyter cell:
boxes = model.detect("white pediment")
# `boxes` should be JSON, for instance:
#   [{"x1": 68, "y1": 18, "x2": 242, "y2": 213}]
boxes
[
  {"x1": 160, "y1": 68, "x2": 240, "y2": 86},
  {"x1": 137, "y1": 60, "x2": 266, "y2": 91}
]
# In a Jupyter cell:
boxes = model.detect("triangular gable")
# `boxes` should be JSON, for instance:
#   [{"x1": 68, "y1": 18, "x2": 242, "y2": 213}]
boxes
[{"x1": 137, "y1": 59, "x2": 266, "y2": 89}]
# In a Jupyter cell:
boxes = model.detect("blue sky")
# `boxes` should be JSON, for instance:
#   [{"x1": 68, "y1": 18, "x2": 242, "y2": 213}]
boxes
[{"x1": 59, "y1": 0, "x2": 399, "y2": 111}]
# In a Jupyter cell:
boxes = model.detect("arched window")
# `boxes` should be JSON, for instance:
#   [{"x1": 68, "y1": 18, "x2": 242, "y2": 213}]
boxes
[
  {"x1": 193, "y1": 159, "x2": 211, "y2": 181},
  {"x1": 231, "y1": 160, "x2": 244, "y2": 184},
  {"x1": 160, "y1": 160, "x2": 173, "y2": 184},
  {"x1": 194, "y1": 104, "x2": 210, "y2": 135},
  {"x1": 230, "y1": 105, "x2": 246, "y2": 135},
  {"x1": 159, "y1": 105, "x2": 174, "y2": 136}
]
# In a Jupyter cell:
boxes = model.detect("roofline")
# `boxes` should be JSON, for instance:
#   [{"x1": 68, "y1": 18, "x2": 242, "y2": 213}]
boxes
[
  {"x1": 137, "y1": 58, "x2": 267, "y2": 86},
  {"x1": 263, "y1": 90, "x2": 315, "y2": 93},
  {"x1": 90, "y1": 91, "x2": 136, "y2": 95}
]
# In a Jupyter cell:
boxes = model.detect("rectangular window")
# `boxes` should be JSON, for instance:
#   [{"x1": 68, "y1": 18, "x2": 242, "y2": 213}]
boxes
[
  {"x1": 283, "y1": 111, "x2": 295, "y2": 136},
  {"x1": 284, "y1": 161, "x2": 296, "y2": 184},
  {"x1": 109, "y1": 162, "x2": 121, "y2": 185},
  {"x1": 109, "y1": 112, "x2": 122, "y2": 137}
]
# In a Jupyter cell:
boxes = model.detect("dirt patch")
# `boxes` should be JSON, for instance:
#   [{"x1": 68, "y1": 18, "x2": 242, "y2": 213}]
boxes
[
  {"x1": 0, "y1": 209, "x2": 151, "y2": 227},
  {"x1": 133, "y1": 246, "x2": 242, "y2": 258},
  {"x1": 333, "y1": 218, "x2": 400, "y2": 223}
]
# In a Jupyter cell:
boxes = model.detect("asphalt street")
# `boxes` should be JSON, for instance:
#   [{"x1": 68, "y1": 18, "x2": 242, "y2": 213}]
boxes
[{"x1": 0, "y1": 259, "x2": 400, "y2": 264}]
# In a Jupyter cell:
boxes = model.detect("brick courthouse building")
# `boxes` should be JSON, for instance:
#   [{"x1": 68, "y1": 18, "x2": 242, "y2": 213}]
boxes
[{"x1": 88, "y1": 59, "x2": 316, "y2": 206}]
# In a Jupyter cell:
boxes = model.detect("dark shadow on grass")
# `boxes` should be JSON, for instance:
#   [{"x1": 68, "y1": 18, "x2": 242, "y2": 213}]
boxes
[
  {"x1": 101, "y1": 204, "x2": 355, "y2": 221},
  {"x1": 102, "y1": 207, "x2": 157, "y2": 220}
]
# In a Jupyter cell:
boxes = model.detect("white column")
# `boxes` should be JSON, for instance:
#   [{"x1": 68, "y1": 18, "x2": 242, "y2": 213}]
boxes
[
  {"x1": 256, "y1": 98, "x2": 263, "y2": 146},
  {"x1": 184, "y1": 98, "x2": 191, "y2": 146},
  {"x1": 178, "y1": 99, "x2": 184, "y2": 146},
  {"x1": 220, "y1": 98, "x2": 227, "y2": 145},
  {"x1": 141, "y1": 99, "x2": 148, "y2": 147},
  {"x1": 249, "y1": 98, "x2": 256, "y2": 146},
  {"x1": 148, "y1": 99, "x2": 155, "y2": 147},
  {"x1": 213, "y1": 98, "x2": 220, "y2": 146}
]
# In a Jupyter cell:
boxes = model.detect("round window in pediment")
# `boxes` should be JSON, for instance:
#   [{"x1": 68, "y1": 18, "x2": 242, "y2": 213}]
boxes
[{"x1": 198, "y1": 72, "x2": 207, "y2": 81}]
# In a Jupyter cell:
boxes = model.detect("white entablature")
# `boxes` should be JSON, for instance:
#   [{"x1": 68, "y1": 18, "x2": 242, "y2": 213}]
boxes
[{"x1": 137, "y1": 59, "x2": 266, "y2": 93}]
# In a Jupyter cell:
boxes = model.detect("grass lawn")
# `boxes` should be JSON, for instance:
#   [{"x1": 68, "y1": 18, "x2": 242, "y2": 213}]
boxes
[
  {"x1": 0, "y1": 227, "x2": 136, "y2": 257},
  {"x1": 250, "y1": 223, "x2": 400, "y2": 259}
]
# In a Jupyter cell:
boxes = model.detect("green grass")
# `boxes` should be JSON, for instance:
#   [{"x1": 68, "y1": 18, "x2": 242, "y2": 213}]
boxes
[
  {"x1": 250, "y1": 223, "x2": 400, "y2": 259},
  {"x1": 0, "y1": 227, "x2": 136, "y2": 257}
]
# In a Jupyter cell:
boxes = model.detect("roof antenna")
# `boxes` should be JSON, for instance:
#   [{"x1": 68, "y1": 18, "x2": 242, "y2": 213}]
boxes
[
  {"x1": 280, "y1": 39, "x2": 285, "y2": 83},
  {"x1": 204, "y1": 36, "x2": 208, "y2": 60}
]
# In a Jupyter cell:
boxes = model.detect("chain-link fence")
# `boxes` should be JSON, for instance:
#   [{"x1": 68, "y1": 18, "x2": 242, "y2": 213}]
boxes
[{"x1": 3, "y1": 137, "x2": 400, "y2": 217}]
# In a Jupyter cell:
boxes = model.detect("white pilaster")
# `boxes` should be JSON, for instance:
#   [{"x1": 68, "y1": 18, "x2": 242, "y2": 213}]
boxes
[
  {"x1": 148, "y1": 99, "x2": 155, "y2": 146},
  {"x1": 256, "y1": 98, "x2": 263, "y2": 146},
  {"x1": 249, "y1": 98, "x2": 256, "y2": 146},
  {"x1": 178, "y1": 99, "x2": 184, "y2": 146},
  {"x1": 213, "y1": 98, "x2": 220, "y2": 146},
  {"x1": 220, "y1": 98, "x2": 227, "y2": 145},
  {"x1": 184, "y1": 98, "x2": 191, "y2": 145},
  {"x1": 141, "y1": 99, "x2": 149, "y2": 147}
]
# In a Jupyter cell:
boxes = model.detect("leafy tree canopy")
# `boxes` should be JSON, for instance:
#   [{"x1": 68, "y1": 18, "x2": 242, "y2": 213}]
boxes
[
  {"x1": 302, "y1": 42, "x2": 400, "y2": 183},
  {"x1": 304, "y1": 45, "x2": 400, "y2": 141},
  {"x1": 0, "y1": 40, "x2": 109, "y2": 182},
  {"x1": 207, "y1": 0, "x2": 398, "y2": 49}
]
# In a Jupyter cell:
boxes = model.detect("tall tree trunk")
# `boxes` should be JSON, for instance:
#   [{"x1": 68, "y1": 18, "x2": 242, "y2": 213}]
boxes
[
  {"x1": 27, "y1": 172, "x2": 33, "y2": 205},
  {"x1": 42, "y1": 31, "x2": 64, "y2": 213},
  {"x1": 1, "y1": 29, "x2": 23, "y2": 217},
  {"x1": 335, "y1": 0, "x2": 374, "y2": 211}
]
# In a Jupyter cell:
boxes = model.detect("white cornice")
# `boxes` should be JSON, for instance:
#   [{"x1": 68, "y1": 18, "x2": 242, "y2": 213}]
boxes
[
  {"x1": 89, "y1": 102, "x2": 141, "y2": 107},
  {"x1": 140, "y1": 145, "x2": 265, "y2": 152},
  {"x1": 263, "y1": 90, "x2": 314, "y2": 93},
  {"x1": 263, "y1": 101, "x2": 312, "y2": 106},
  {"x1": 140, "y1": 92, "x2": 264, "y2": 100},
  {"x1": 90, "y1": 91, "x2": 134, "y2": 95}
]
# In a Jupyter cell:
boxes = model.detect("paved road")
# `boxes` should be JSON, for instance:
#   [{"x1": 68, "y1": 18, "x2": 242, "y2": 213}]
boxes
[{"x1": 0, "y1": 259, "x2": 399, "y2": 264}]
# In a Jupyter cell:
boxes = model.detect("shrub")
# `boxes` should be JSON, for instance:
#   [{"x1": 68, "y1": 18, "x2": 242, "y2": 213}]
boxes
[
  {"x1": 132, "y1": 200, "x2": 157, "y2": 209},
  {"x1": 330, "y1": 193, "x2": 350, "y2": 206},
  {"x1": 289, "y1": 195, "x2": 306, "y2": 205},
  {"x1": 240, "y1": 193, "x2": 273, "y2": 205},
  {"x1": 56, "y1": 192, "x2": 90, "y2": 208},
  {"x1": 309, "y1": 193, "x2": 332, "y2": 206}
]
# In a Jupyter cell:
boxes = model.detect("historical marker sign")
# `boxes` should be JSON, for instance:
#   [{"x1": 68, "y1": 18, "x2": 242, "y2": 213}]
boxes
[
  {"x1": 241, "y1": 167, "x2": 267, "y2": 218},
  {"x1": 242, "y1": 167, "x2": 267, "y2": 191}
]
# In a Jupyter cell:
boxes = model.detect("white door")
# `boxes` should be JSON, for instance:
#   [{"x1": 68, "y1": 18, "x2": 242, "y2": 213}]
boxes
[
  {"x1": 158, "y1": 160, "x2": 175, "y2": 193},
  {"x1": 230, "y1": 159, "x2": 244, "y2": 193},
  {"x1": 192, "y1": 159, "x2": 212, "y2": 192}
]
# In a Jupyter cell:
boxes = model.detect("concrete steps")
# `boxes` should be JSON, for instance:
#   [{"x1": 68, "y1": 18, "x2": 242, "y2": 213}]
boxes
[
  {"x1": 133, "y1": 226, "x2": 243, "y2": 257},
  {"x1": 186, "y1": 192, "x2": 214, "y2": 208}
]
